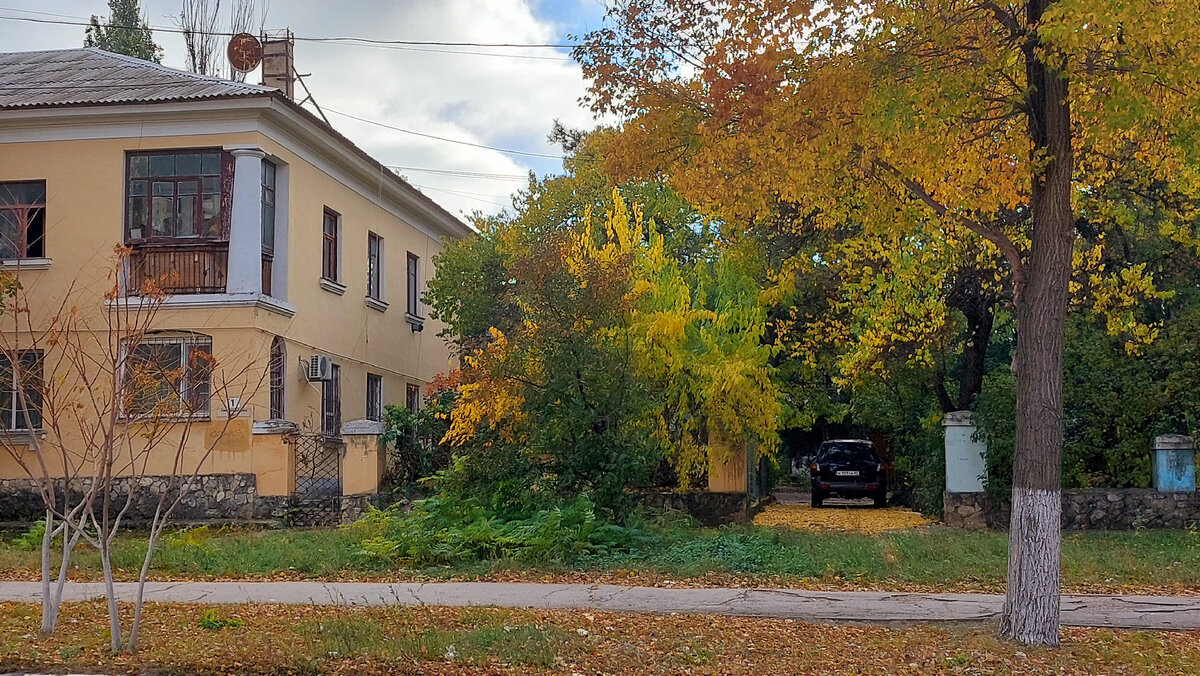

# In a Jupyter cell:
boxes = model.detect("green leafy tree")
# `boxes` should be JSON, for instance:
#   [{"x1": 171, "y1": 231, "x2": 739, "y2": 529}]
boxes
[{"x1": 85, "y1": 0, "x2": 162, "y2": 63}]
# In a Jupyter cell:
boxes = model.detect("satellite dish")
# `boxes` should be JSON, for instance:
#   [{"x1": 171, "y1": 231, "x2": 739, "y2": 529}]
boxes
[{"x1": 227, "y1": 33, "x2": 263, "y2": 73}]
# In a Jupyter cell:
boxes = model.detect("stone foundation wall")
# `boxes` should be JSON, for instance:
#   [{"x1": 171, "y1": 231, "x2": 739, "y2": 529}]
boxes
[
  {"x1": 0, "y1": 475, "x2": 424, "y2": 528},
  {"x1": 944, "y1": 489, "x2": 1200, "y2": 530},
  {"x1": 2, "y1": 477, "x2": 767, "y2": 529},
  {"x1": 634, "y1": 491, "x2": 764, "y2": 527},
  {"x1": 338, "y1": 492, "x2": 412, "y2": 524},
  {"x1": 0, "y1": 475, "x2": 262, "y2": 525}
]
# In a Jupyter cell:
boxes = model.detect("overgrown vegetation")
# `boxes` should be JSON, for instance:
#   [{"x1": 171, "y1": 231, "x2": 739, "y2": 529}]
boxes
[
  {"x1": 353, "y1": 491, "x2": 640, "y2": 566},
  {"x1": 4, "y1": 524, "x2": 1199, "y2": 592}
]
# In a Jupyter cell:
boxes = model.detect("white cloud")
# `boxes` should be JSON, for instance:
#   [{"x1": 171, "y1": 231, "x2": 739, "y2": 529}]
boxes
[{"x1": 0, "y1": 0, "x2": 604, "y2": 217}]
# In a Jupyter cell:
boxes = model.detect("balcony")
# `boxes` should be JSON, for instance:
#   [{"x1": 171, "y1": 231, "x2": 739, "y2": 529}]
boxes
[{"x1": 128, "y1": 243, "x2": 229, "y2": 295}]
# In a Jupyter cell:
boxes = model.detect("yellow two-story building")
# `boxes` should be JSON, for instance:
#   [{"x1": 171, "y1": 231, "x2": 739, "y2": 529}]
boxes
[{"x1": 0, "y1": 47, "x2": 471, "y2": 520}]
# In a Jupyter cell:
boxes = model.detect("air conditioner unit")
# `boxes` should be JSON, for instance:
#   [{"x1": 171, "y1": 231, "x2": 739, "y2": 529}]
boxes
[{"x1": 306, "y1": 354, "x2": 334, "y2": 382}]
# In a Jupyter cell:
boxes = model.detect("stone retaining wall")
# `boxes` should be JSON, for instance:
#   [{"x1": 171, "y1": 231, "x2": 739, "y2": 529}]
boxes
[
  {"x1": 634, "y1": 491, "x2": 764, "y2": 527},
  {"x1": 944, "y1": 489, "x2": 1200, "y2": 530},
  {"x1": 0, "y1": 475, "x2": 262, "y2": 525},
  {"x1": 1, "y1": 476, "x2": 768, "y2": 529},
  {"x1": 0, "y1": 475, "x2": 424, "y2": 528}
]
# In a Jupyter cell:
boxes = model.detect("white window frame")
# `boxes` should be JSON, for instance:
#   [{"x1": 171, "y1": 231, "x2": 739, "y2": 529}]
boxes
[{"x1": 121, "y1": 333, "x2": 213, "y2": 419}]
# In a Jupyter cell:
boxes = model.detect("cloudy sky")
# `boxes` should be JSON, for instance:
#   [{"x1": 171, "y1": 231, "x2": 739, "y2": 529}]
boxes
[{"x1": 0, "y1": 0, "x2": 609, "y2": 217}]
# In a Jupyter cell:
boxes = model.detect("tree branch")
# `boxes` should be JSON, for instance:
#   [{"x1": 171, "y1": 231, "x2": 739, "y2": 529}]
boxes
[{"x1": 872, "y1": 158, "x2": 1027, "y2": 296}]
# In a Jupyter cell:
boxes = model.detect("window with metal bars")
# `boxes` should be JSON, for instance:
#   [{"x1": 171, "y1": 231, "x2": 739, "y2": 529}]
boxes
[
  {"x1": 322, "y1": 363, "x2": 341, "y2": 437},
  {"x1": 367, "y1": 373, "x2": 382, "y2": 421},
  {"x1": 269, "y1": 336, "x2": 285, "y2": 419},
  {"x1": 0, "y1": 181, "x2": 46, "y2": 260},
  {"x1": 406, "y1": 383, "x2": 420, "y2": 413},
  {"x1": 124, "y1": 335, "x2": 213, "y2": 417},
  {"x1": 0, "y1": 350, "x2": 42, "y2": 431}
]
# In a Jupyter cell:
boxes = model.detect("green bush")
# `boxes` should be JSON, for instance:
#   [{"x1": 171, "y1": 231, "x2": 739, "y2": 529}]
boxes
[
  {"x1": 381, "y1": 389, "x2": 455, "y2": 489},
  {"x1": 12, "y1": 519, "x2": 46, "y2": 552},
  {"x1": 353, "y1": 488, "x2": 641, "y2": 566}
]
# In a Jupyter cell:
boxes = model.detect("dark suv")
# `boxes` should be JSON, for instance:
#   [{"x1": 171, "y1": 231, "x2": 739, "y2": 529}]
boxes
[{"x1": 809, "y1": 439, "x2": 887, "y2": 508}]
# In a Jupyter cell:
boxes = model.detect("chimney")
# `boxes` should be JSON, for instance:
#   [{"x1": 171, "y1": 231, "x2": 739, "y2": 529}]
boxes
[{"x1": 261, "y1": 32, "x2": 295, "y2": 100}]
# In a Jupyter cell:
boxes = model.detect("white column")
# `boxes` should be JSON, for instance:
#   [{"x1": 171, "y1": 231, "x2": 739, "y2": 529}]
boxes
[{"x1": 227, "y1": 146, "x2": 265, "y2": 295}]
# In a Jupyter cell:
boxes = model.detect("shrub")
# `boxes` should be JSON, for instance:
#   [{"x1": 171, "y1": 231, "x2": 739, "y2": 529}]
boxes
[
  {"x1": 381, "y1": 387, "x2": 456, "y2": 489},
  {"x1": 198, "y1": 609, "x2": 245, "y2": 630},
  {"x1": 11, "y1": 519, "x2": 46, "y2": 552},
  {"x1": 354, "y1": 490, "x2": 640, "y2": 566}
]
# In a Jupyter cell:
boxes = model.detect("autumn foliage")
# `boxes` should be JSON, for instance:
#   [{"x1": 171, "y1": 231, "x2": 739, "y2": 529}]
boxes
[{"x1": 428, "y1": 188, "x2": 779, "y2": 513}]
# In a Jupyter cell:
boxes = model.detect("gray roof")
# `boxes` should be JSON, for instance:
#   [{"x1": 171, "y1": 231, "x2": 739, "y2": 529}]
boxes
[{"x1": 0, "y1": 47, "x2": 274, "y2": 109}]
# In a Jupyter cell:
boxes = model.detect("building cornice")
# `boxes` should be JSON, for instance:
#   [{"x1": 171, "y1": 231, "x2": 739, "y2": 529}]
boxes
[{"x1": 107, "y1": 292, "x2": 297, "y2": 318}]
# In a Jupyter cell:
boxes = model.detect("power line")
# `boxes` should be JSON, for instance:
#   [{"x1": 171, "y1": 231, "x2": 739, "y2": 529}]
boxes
[
  {"x1": 324, "y1": 107, "x2": 565, "y2": 160},
  {"x1": 388, "y1": 165, "x2": 531, "y2": 181},
  {"x1": 0, "y1": 7, "x2": 574, "y2": 61},
  {"x1": 412, "y1": 183, "x2": 512, "y2": 208},
  {"x1": 0, "y1": 12, "x2": 578, "y2": 49},
  {"x1": 309, "y1": 41, "x2": 574, "y2": 62}
]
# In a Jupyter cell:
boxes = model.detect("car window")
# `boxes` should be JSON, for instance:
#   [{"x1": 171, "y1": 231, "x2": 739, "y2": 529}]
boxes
[{"x1": 818, "y1": 442, "x2": 878, "y2": 463}]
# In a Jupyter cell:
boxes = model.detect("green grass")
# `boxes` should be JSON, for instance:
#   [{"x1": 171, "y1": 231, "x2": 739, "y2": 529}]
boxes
[
  {"x1": 2, "y1": 522, "x2": 1199, "y2": 590},
  {"x1": 297, "y1": 613, "x2": 572, "y2": 667}
]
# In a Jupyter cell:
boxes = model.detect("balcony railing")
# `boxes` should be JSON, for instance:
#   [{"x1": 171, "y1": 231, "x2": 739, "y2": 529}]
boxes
[{"x1": 128, "y1": 243, "x2": 229, "y2": 295}]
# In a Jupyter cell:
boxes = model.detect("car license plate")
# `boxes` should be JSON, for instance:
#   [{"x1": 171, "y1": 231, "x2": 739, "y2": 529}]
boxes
[{"x1": 836, "y1": 471, "x2": 860, "y2": 477}]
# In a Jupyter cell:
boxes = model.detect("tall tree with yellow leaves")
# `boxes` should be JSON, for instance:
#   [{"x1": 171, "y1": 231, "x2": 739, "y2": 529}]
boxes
[{"x1": 579, "y1": 0, "x2": 1200, "y2": 644}]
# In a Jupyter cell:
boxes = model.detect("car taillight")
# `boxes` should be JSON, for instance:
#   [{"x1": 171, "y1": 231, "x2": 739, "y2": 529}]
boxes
[{"x1": 811, "y1": 463, "x2": 819, "y2": 473}]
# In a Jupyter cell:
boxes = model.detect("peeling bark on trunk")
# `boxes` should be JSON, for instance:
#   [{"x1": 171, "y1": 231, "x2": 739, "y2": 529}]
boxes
[{"x1": 1001, "y1": 0, "x2": 1073, "y2": 646}]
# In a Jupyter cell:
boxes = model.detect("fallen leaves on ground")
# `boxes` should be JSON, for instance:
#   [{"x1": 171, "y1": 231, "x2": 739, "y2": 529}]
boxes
[
  {"x1": 754, "y1": 503, "x2": 934, "y2": 533},
  {"x1": 0, "y1": 601, "x2": 1196, "y2": 675}
]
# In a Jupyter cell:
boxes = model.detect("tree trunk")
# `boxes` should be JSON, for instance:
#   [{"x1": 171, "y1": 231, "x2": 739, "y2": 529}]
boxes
[
  {"x1": 100, "y1": 543, "x2": 123, "y2": 652},
  {"x1": 956, "y1": 290, "x2": 994, "y2": 411},
  {"x1": 39, "y1": 510, "x2": 53, "y2": 636},
  {"x1": 1001, "y1": 0, "x2": 1074, "y2": 646}
]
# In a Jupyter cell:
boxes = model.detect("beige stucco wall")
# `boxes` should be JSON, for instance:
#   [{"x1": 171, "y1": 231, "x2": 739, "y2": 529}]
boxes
[
  {"x1": 0, "y1": 111, "x2": 461, "y2": 492},
  {"x1": 257, "y1": 131, "x2": 454, "y2": 427},
  {"x1": 342, "y1": 432, "x2": 385, "y2": 496}
]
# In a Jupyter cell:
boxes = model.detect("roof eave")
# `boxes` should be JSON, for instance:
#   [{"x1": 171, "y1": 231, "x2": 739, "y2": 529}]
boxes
[{"x1": 0, "y1": 93, "x2": 475, "y2": 240}]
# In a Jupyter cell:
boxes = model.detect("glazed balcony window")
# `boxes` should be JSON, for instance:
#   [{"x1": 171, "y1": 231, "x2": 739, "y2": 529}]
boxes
[{"x1": 125, "y1": 150, "x2": 232, "y2": 295}]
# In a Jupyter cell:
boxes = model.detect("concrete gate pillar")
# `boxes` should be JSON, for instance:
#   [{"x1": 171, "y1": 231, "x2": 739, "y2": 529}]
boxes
[
  {"x1": 341, "y1": 419, "x2": 386, "y2": 495},
  {"x1": 707, "y1": 425, "x2": 748, "y2": 493},
  {"x1": 1153, "y1": 434, "x2": 1196, "y2": 492},
  {"x1": 943, "y1": 411, "x2": 986, "y2": 493}
]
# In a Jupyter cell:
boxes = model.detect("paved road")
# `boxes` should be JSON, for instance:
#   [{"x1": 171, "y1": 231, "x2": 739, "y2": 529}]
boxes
[{"x1": 1, "y1": 581, "x2": 1198, "y2": 630}]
